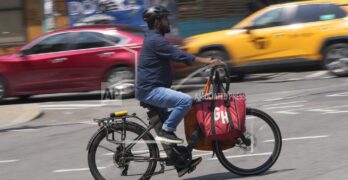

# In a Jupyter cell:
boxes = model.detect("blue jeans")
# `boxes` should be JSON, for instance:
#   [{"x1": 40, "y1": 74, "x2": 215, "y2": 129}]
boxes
[{"x1": 138, "y1": 87, "x2": 192, "y2": 132}]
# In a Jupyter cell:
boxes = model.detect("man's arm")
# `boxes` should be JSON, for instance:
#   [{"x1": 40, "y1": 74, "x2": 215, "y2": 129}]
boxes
[
  {"x1": 155, "y1": 37, "x2": 222, "y2": 65},
  {"x1": 155, "y1": 37, "x2": 195, "y2": 65}
]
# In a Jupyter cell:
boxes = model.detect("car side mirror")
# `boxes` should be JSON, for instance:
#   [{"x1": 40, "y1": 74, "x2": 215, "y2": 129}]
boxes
[
  {"x1": 18, "y1": 49, "x2": 30, "y2": 57},
  {"x1": 243, "y1": 26, "x2": 255, "y2": 34}
]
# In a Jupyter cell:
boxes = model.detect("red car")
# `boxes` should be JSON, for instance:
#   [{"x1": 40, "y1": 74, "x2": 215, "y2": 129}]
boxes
[{"x1": 0, "y1": 24, "x2": 182, "y2": 101}]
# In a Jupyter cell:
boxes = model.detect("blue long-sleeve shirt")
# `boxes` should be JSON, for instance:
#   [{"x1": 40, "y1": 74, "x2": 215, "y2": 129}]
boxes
[{"x1": 136, "y1": 30, "x2": 195, "y2": 98}]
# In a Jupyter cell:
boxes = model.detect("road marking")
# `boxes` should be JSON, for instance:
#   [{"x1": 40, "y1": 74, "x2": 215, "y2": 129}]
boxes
[
  {"x1": 10, "y1": 129, "x2": 39, "y2": 132},
  {"x1": 263, "y1": 101, "x2": 307, "y2": 107},
  {"x1": 104, "y1": 149, "x2": 150, "y2": 156},
  {"x1": 324, "y1": 111, "x2": 348, "y2": 114},
  {"x1": 305, "y1": 71, "x2": 327, "y2": 79},
  {"x1": 0, "y1": 160, "x2": 19, "y2": 163},
  {"x1": 78, "y1": 121, "x2": 97, "y2": 125},
  {"x1": 40, "y1": 104, "x2": 105, "y2": 108},
  {"x1": 265, "y1": 105, "x2": 304, "y2": 110},
  {"x1": 209, "y1": 152, "x2": 272, "y2": 160},
  {"x1": 264, "y1": 135, "x2": 329, "y2": 143},
  {"x1": 53, "y1": 167, "x2": 106, "y2": 173},
  {"x1": 275, "y1": 111, "x2": 299, "y2": 115},
  {"x1": 193, "y1": 152, "x2": 213, "y2": 157},
  {"x1": 327, "y1": 92, "x2": 348, "y2": 97},
  {"x1": 308, "y1": 108, "x2": 348, "y2": 114},
  {"x1": 263, "y1": 98, "x2": 284, "y2": 102},
  {"x1": 286, "y1": 78, "x2": 303, "y2": 81},
  {"x1": 42, "y1": 108, "x2": 83, "y2": 110}
]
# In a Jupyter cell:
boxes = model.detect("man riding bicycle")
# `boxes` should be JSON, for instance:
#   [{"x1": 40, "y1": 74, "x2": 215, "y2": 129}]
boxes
[{"x1": 136, "y1": 6, "x2": 220, "y2": 177}]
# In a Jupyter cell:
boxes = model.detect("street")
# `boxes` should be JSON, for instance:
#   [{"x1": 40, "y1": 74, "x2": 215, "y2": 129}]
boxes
[{"x1": 1, "y1": 70, "x2": 348, "y2": 180}]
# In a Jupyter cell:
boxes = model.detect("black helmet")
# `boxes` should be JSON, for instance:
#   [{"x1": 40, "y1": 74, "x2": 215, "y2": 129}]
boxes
[{"x1": 143, "y1": 6, "x2": 170, "y2": 23}]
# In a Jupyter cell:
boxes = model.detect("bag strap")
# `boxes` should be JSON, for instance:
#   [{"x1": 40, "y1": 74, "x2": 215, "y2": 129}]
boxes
[
  {"x1": 225, "y1": 94, "x2": 235, "y2": 129},
  {"x1": 210, "y1": 65, "x2": 231, "y2": 93},
  {"x1": 203, "y1": 76, "x2": 212, "y2": 95}
]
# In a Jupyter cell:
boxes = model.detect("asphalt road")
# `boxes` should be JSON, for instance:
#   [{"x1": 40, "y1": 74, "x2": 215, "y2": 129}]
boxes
[{"x1": 1, "y1": 70, "x2": 348, "y2": 180}]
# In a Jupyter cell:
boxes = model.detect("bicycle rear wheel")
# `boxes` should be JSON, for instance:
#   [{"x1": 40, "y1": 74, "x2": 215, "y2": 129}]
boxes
[
  {"x1": 213, "y1": 107, "x2": 282, "y2": 176},
  {"x1": 88, "y1": 122, "x2": 159, "y2": 180}
]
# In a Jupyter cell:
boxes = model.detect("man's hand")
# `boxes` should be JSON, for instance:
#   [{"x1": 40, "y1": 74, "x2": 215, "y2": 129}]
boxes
[{"x1": 195, "y1": 57, "x2": 224, "y2": 66}]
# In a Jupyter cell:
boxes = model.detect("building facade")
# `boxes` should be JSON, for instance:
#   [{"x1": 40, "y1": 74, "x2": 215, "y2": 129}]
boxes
[{"x1": 0, "y1": 0, "x2": 69, "y2": 55}]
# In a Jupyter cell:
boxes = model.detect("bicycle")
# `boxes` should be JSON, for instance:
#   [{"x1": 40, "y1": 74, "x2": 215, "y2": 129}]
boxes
[{"x1": 87, "y1": 102, "x2": 282, "y2": 179}]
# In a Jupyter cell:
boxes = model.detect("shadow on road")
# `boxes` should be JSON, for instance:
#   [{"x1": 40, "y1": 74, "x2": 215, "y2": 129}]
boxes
[
  {"x1": 183, "y1": 168, "x2": 296, "y2": 180},
  {"x1": 0, "y1": 122, "x2": 87, "y2": 133}
]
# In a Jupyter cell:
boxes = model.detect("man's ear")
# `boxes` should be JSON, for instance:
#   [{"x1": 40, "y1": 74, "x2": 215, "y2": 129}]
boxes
[{"x1": 154, "y1": 19, "x2": 161, "y2": 30}]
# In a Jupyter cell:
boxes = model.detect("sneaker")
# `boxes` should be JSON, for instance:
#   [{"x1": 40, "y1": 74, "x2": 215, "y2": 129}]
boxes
[
  {"x1": 177, "y1": 157, "x2": 202, "y2": 177},
  {"x1": 155, "y1": 130, "x2": 184, "y2": 144}
]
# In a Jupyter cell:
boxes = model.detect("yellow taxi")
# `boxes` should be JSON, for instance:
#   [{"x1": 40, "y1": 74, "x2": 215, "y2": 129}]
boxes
[{"x1": 183, "y1": 0, "x2": 348, "y2": 77}]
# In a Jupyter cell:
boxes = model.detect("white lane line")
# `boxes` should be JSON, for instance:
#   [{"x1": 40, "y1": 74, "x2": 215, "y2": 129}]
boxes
[
  {"x1": 78, "y1": 121, "x2": 97, "y2": 125},
  {"x1": 275, "y1": 111, "x2": 299, "y2": 115},
  {"x1": 263, "y1": 101, "x2": 307, "y2": 107},
  {"x1": 209, "y1": 152, "x2": 272, "y2": 160},
  {"x1": 264, "y1": 105, "x2": 304, "y2": 110},
  {"x1": 264, "y1": 135, "x2": 329, "y2": 143},
  {"x1": 40, "y1": 104, "x2": 105, "y2": 108},
  {"x1": 104, "y1": 150, "x2": 150, "y2": 156},
  {"x1": 286, "y1": 78, "x2": 303, "y2": 81},
  {"x1": 193, "y1": 152, "x2": 213, "y2": 157},
  {"x1": 53, "y1": 167, "x2": 106, "y2": 173},
  {"x1": 42, "y1": 108, "x2": 83, "y2": 110},
  {"x1": 0, "y1": 160, "x2": 19, "y2": 163},
  {"x1": 263, "y1": 98, "x2": 284, "y2": 102},
  {"x1": 305, "y1": 71, "x2": 327, "y2": 79},
  {"x1": 327, "y1": 92, "x2": 348, "y2": 97},
  {"x1": 10, "y1": 129, "x2": 39, "y2": 132}
]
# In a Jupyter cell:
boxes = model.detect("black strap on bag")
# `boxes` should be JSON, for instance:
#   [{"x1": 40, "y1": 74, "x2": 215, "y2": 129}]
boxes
[{"x1": 208, "y1": 65, "x2": 235, "y2": 135}]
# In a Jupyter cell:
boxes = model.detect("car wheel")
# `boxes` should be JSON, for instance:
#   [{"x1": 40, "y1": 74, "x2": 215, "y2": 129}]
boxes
[
  {"x1": 18, "y1": 95, "x2": 32, "y2": 100},
  {"x1": 0, "y1": 77, "x2": 5, "y2": 101},
  {"x1": 323, "y1": 43, "x2": 348, "y2": 77},
  {"x1": 105, "y1": 67, "x2": 135, "y2": 99},
  {"x1": 200, "y1": 50, "x2": 244, "y2": 81}
]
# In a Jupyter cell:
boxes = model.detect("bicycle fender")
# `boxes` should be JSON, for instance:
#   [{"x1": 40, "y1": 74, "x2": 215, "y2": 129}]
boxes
[{"x1": 86, "y1": 127, "x2": 107, "y2": 151}]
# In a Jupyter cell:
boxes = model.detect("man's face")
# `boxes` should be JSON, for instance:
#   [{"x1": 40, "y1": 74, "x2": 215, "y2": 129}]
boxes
[{"x1": 156, "y1": 16, "x2": 171, "y2": 34}]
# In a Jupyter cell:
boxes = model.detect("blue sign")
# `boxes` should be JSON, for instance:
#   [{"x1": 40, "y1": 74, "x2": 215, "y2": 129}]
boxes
[{"x1": 67, "y1": 0, "x2": 147, "y2": 28}]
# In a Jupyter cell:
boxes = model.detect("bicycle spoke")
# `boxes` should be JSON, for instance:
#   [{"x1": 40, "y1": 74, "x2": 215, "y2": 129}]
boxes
[{"x1": 99, "y1": 145, "x2": 116, "y2": 153}]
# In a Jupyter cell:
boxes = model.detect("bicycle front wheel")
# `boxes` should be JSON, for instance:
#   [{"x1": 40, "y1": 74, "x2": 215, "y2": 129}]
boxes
[
  {"x1": 88, "y1": 121, "x2": 159, "y2": 180},
  {"x1": 213, "y1": 107, "x2": 282, "y2": 176}
]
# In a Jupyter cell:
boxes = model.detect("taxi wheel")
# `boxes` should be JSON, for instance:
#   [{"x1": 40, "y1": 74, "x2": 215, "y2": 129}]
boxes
[
  {"x1": 200, "y1": 50, "x2": 244, "y2": 81},
  {"x1": 323, "y1": 43, "x2": 348, "y2": 77},
  {"x1": 105, "y1": 67, "x2": 135, "y2": 99},
  {"x1": 200, "y1": 50, "x2": 229, "y2": 61}
]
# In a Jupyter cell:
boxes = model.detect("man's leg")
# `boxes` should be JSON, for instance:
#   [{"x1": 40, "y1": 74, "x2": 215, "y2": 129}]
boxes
[{"x1": 142, "y1": 87, "x2": 192, "y2": 143}]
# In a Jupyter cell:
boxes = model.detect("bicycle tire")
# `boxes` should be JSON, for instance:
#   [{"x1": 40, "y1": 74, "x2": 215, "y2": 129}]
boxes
[
  {"x1": 213, "y1": 107, "x2": 282, "y2": 176},
  {"x1": 88, "y1": 121, "x2": 159, "y2": 180}
]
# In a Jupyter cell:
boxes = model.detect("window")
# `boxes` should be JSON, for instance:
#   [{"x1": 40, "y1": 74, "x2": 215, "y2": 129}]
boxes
[
  {"x1": 27, "y1": 33, "x2": 73, "y2": 54},
  {"x1": 253, "y1": 8, "x2": 285, "y2": 27},
  {"x1": 117, "y1": 25, "x2": 145, "y2": 37},
  {"x1": 294, "y1": 4, "x2": 346, "y2": 23},
  {"x1": 72, "y1": 32, "x2": 118, "y2": 50},
  {"x1": 0, "y1": 0, "x2": 25, "y2": 44},
  {"x1": 321, "y1": 4, "x2": 346, "y2": 20}
]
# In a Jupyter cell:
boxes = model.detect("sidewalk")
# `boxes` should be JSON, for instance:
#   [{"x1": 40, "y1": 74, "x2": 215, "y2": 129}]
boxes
[{"x1": 0, "y1": 104, "x2": 43, "y2": 129}]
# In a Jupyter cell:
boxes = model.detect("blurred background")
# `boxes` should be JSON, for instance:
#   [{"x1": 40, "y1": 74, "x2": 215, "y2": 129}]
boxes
[
  {"x1": 0, "y1": 0, "x2": 297, "y2": 55},
  {"x1": 3, "y1": 0, "x2": 347, "y2": 101},
  {"x1": 1, "y1": 1, "x2": 348, "y2": 180}
]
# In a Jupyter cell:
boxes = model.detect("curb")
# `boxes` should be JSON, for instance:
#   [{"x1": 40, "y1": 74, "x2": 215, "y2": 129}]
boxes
[{"x1": 0, "y1": 104, "x2": 43, "y2": 129}]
